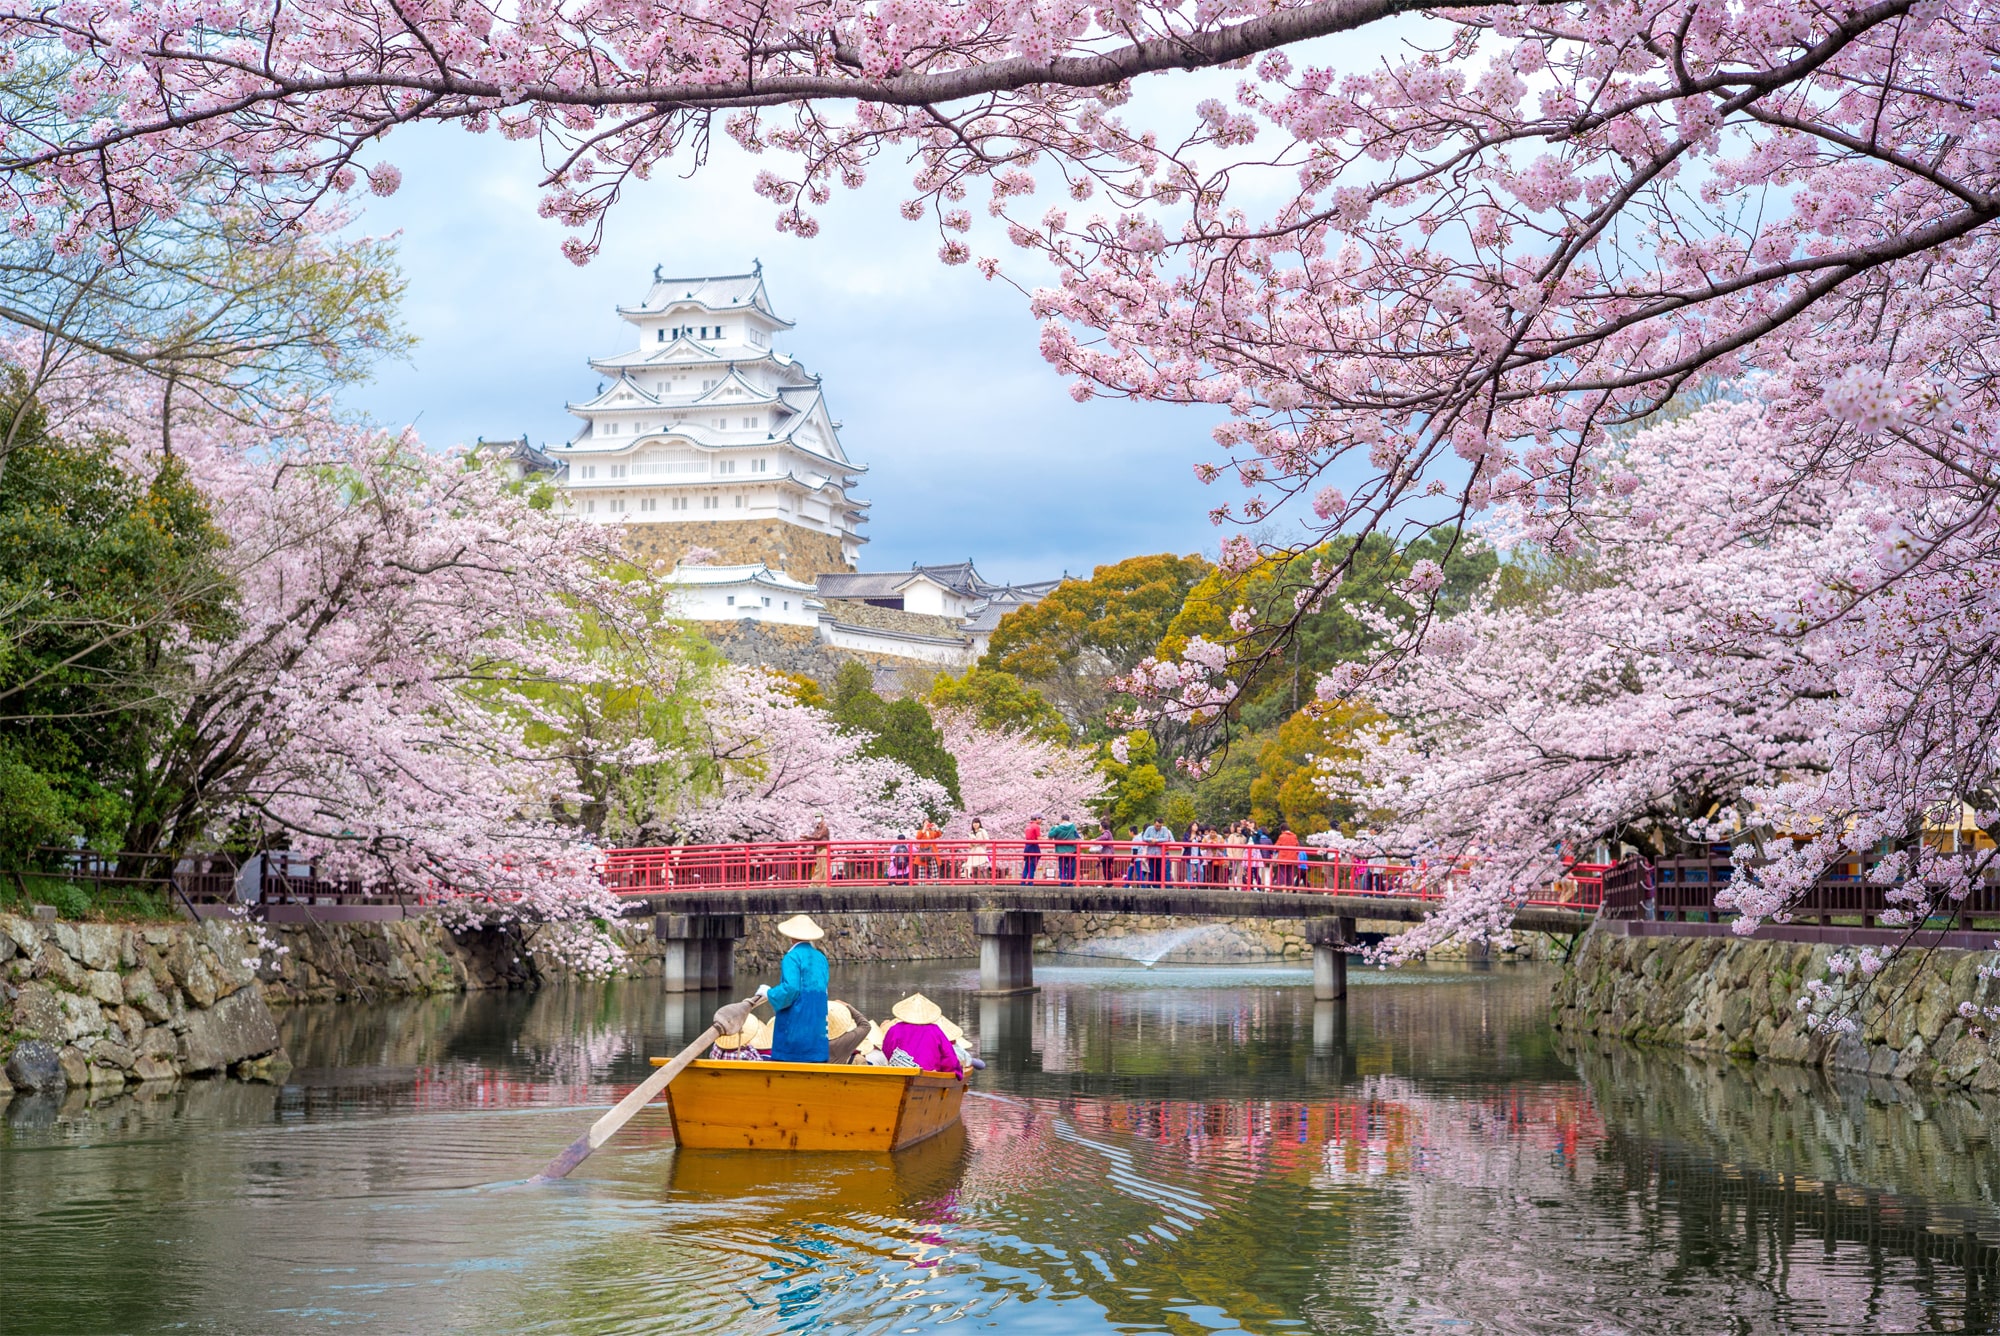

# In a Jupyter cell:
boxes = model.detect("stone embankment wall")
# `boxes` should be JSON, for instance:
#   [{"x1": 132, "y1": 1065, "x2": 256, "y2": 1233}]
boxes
[
  {"x1": 1553, "y1": 923, "x2": 2000, "y2": 1091},
  {"x1": 1, "y1": 916, "x2": 286, "y2": 1095},
  {"x1": 0, "y1": 914, "x2": 542, "y2": 1098},
  {"x1": 259, "y1": 919, "x2": 534, "y2": 1003},
  {"x1": 696, "y1": 620, "x2": 926, "y2": 691}
]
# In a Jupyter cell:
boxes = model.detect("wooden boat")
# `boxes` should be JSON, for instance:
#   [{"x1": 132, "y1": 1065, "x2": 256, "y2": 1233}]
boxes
[{"x1": 649, "y1": 1057, "x2": 966, "y2": 1152}]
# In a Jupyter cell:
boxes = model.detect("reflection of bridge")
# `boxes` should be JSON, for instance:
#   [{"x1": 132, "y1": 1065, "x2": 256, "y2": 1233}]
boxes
[{"x1": 607, "y1": 841, "x2": 1597, "y2": 997}]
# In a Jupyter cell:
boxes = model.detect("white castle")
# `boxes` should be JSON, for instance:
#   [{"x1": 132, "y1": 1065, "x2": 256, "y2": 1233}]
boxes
[
  {"x1": 479, "y1": 266, "x2": 1062, "y2": 665},
  {"x1": 551, "y1": 264, "x2": 868, "y2": 575}
]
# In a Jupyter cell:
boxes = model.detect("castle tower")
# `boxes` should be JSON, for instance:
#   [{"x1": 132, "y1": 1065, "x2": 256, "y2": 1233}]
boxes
[{"x1": 555, "y1": 265, "x2": 867, "y2": 577}]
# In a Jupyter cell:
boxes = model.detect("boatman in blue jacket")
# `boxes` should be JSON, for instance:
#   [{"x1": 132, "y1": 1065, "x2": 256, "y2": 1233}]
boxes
[{"x1": 756, "y1": 914, "x2": 830, "y2": 1062}]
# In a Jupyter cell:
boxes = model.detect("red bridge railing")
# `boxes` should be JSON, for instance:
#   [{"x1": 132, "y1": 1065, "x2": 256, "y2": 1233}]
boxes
[{"x1": 604, "y1": 839, "x2": 1607, "y2": 912}]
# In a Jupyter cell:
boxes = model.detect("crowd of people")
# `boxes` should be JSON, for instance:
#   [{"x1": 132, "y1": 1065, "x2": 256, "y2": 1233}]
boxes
[{"x1": 855, "y1": 815, "x2": 1327, "y2": 889}]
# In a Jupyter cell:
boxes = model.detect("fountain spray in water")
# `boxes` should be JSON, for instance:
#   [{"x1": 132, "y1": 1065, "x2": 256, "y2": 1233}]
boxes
[{"x1": 1064, "y1": 925, "x2": 1236, "y2": 966}]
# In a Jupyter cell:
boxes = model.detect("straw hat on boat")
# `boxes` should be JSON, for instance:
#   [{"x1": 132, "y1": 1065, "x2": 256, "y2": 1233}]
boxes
[
  {"x1": 713, "y1": 1013, "x2": 771, "y2": 1052},
  {"x1": 826, "y1": 999, "x2": 861, "y2": 1040},
  {"x1": 891, "y1": 993, "x2": 945, "y2": 1026},
  {"x1": 937, "y1": 1016, "x2": 964, "y2": 1045},
  {"x1": 776, "y1": 914, "x2": 825, "y2": 941}
]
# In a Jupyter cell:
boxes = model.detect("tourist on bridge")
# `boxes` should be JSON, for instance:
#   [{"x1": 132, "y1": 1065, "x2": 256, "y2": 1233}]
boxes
[
  {"x1": 1094, "y1": 826, "x2": 1120, "y2": 885},
  {"x1": 1141, "y1": 818, "x2": 1175, "y2": 885},
  {"x1": 1201, "y1": 825, "x2": 1227, "y2": 887},
  {"x1": 1050, "y1": 814, "x2": 1081, "y2": 885},
  {"x1": 1275, "y1": 827, "x2": 1300, "y2": 887},
  {"x1": 1021, "y1": 814, "x2": 1043, "y2": 884},
  {"x1": 967, "y1": 817, "x2": 992, "y2": 881},
  {"x1": 754, "y1": 915, "x2": 830, "y2": 1063},
  {"x1": 915, "y1": 818, "x2": 942, "y2": 880},
  {"x1": 802, "y1": 813, "x2": 831, "y2": 885},
  {"x1": 881, "y1": 993, "x2": 964, "y2": 1078}
]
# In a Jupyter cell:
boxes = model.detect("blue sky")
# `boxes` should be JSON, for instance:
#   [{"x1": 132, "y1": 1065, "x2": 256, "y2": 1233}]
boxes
[{"x1": 341, "y1": 122, "x2": 1239, "y2": 585}]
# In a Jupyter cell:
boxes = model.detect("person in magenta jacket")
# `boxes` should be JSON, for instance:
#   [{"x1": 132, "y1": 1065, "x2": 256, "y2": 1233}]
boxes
[{"x1": 880, "y1": 993, "x2": 964, "y2": 1077}]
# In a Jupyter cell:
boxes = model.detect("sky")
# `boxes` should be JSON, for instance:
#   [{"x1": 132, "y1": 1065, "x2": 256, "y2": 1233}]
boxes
[{"x1": 340, "y1": 121, "x2": 1236, "y2": 585}]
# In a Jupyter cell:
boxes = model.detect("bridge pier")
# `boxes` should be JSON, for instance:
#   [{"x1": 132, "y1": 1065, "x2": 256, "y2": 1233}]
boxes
[
  {"x1": 655, "y1": 913, "x2": 745, "y2": 993},
  {"x1": 974, "y1": 910, "x2": 1042, "y2": 996},
  {"x1": 1307, "y1": 916, "x2": 1357, "y2": 1000}
]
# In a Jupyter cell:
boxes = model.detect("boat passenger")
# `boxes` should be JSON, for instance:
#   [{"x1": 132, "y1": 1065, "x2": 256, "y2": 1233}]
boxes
[
  {"x1": 827, "y1": 1000, "x2": 873, "y2": 1064},
  {"x1": 708, "y1": 1013, "x2": 769, "y2": 1061},
  {"x1": 881, "y1": 993, "x2": 965, "y2": 1078},
  {"x1": 755, "y1": 914, "x2": 831, "y2": 1063}
]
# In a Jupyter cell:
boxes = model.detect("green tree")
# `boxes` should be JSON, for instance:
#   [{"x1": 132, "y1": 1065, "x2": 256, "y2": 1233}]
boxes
[
  {"x1": 982, "y1": 553, "x2": 1211, "y2": 731},
  {"x1": 829, "y1": 661, "x2": 962, "y2": 816},
  {"x1": 1095, "y1": 730, "x2": 1166, "y2": 831},
  {"x1": 926, "y1": 665, "x2": 1066, "y2": 739},
  {"x1": 0, "y1": 381, "x2": 232, "y2": 866},
  {"x1": 515, "y1": 579, "x2": 719, "y2": 845},
  {"x1": 1160, "y1": 529, "x2": 1496, "y2": 732}
]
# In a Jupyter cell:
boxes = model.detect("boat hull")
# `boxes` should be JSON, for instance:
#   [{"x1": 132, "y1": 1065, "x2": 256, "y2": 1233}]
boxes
[{"x1": 659, "y1": 1059, "x2": 966, "y2": 1152}]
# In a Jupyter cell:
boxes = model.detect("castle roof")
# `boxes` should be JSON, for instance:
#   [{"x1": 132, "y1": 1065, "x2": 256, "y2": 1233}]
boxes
[
  {"x1": 619, "y1": 266, "x2": 793, "y2": 328},
  {"x1": 667, "y1": 562, "x2": 821, "y2": 595}
]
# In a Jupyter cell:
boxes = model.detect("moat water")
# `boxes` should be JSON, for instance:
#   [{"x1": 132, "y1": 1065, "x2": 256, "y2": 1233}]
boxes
[{"x1": 4, "y1": 959, "x2": 1998, "y2": 1333}]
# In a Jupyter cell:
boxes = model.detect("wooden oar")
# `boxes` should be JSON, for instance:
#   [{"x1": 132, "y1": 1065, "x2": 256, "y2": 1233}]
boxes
[{"x1": 533, "y1": 997, "x2": 757, "y2": 1182}]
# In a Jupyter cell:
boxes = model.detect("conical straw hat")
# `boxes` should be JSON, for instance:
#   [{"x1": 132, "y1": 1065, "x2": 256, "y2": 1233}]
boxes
[
  {"x1": 891, "y1": 993, "x2": 944, "y2": 1026},
  {"x1": 777, "y1": 914, "x2": 825, "y2": 941},
  {"x1": 826, "y1": 999, "x2": 860, "y2": 1040},
  {"x1": 714, "y1": 1012, "x2": 771, "y2": 1051}
]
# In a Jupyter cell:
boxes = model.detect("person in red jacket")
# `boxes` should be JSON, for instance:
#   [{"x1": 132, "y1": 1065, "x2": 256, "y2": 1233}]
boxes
[
  {"x1": 1275, "y1": 827, "x2": 1300, "y2": 887},
  {"x1": 1020, "y1": 814, "x2": 1043, "y2": 884}
]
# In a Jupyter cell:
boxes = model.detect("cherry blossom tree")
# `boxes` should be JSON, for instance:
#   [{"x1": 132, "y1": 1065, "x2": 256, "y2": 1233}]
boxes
[
  {"x1": 934, "y1": 707, "x2": 1104, "y2": 836},
  {"x1": 8, "y1": 362, "x2": 697, "y2": 968},
  {"x1": 1334, "y1": 397, "x2": 2000, "y2": 959},
  {"x1": 677, "y1": 666, "x2": 949, "y2": 839}
]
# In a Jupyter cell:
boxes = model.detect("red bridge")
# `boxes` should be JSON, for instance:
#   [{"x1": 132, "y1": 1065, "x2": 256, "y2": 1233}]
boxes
[{"x1": 604, "y1": 838, "x2": 1604, "y2": 999}]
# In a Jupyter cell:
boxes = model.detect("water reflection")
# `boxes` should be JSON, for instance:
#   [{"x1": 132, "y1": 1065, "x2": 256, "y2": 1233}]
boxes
[{"x1": 1, "y1": 961, "x2": 1995, "y2": 1333}]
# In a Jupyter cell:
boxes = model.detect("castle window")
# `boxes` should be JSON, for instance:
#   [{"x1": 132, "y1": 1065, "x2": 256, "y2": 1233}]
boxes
[
  {"x1": 611, "y1": 464, "x2": 627, "y2": 479},
  {"x1": 726, "y1": 595, "x2": 735, "y2": 606},
  {"x1": 639, "y1": 497, "x2": 657, "y2": 512},
  {"x1": 579, "y1": 465, "x2": 596, "y2": 480},
  {"x1": 762, "y1": 596, "x2": 771, "y2": 608},
  {"x1": 656, "y1": 329, "x2": 665, "y2": 342},
  {"x1": 672, "y1": 496, "x2": 689, "y2": 511},
  {"x1": 735, "y1": 494, "x2": 746, "y2": 509},
  {"x1": 703, "y1": 495, "x2": 719, "y2": 510},
  {"x1": 584, "y1": 500, "x2": 596, "y2": 514},
  {"x1": 717, "y1": 459, "x2": 736, "y2": 475},
  {"x1": 752, "y1": 458, "x2": 768, "y2": 473}
]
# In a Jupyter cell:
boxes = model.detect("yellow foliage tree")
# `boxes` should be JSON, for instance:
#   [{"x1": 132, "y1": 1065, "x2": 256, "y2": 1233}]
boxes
[{"x1": 1248, "y1": 699, "x2": 1386, "y2": 836}]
